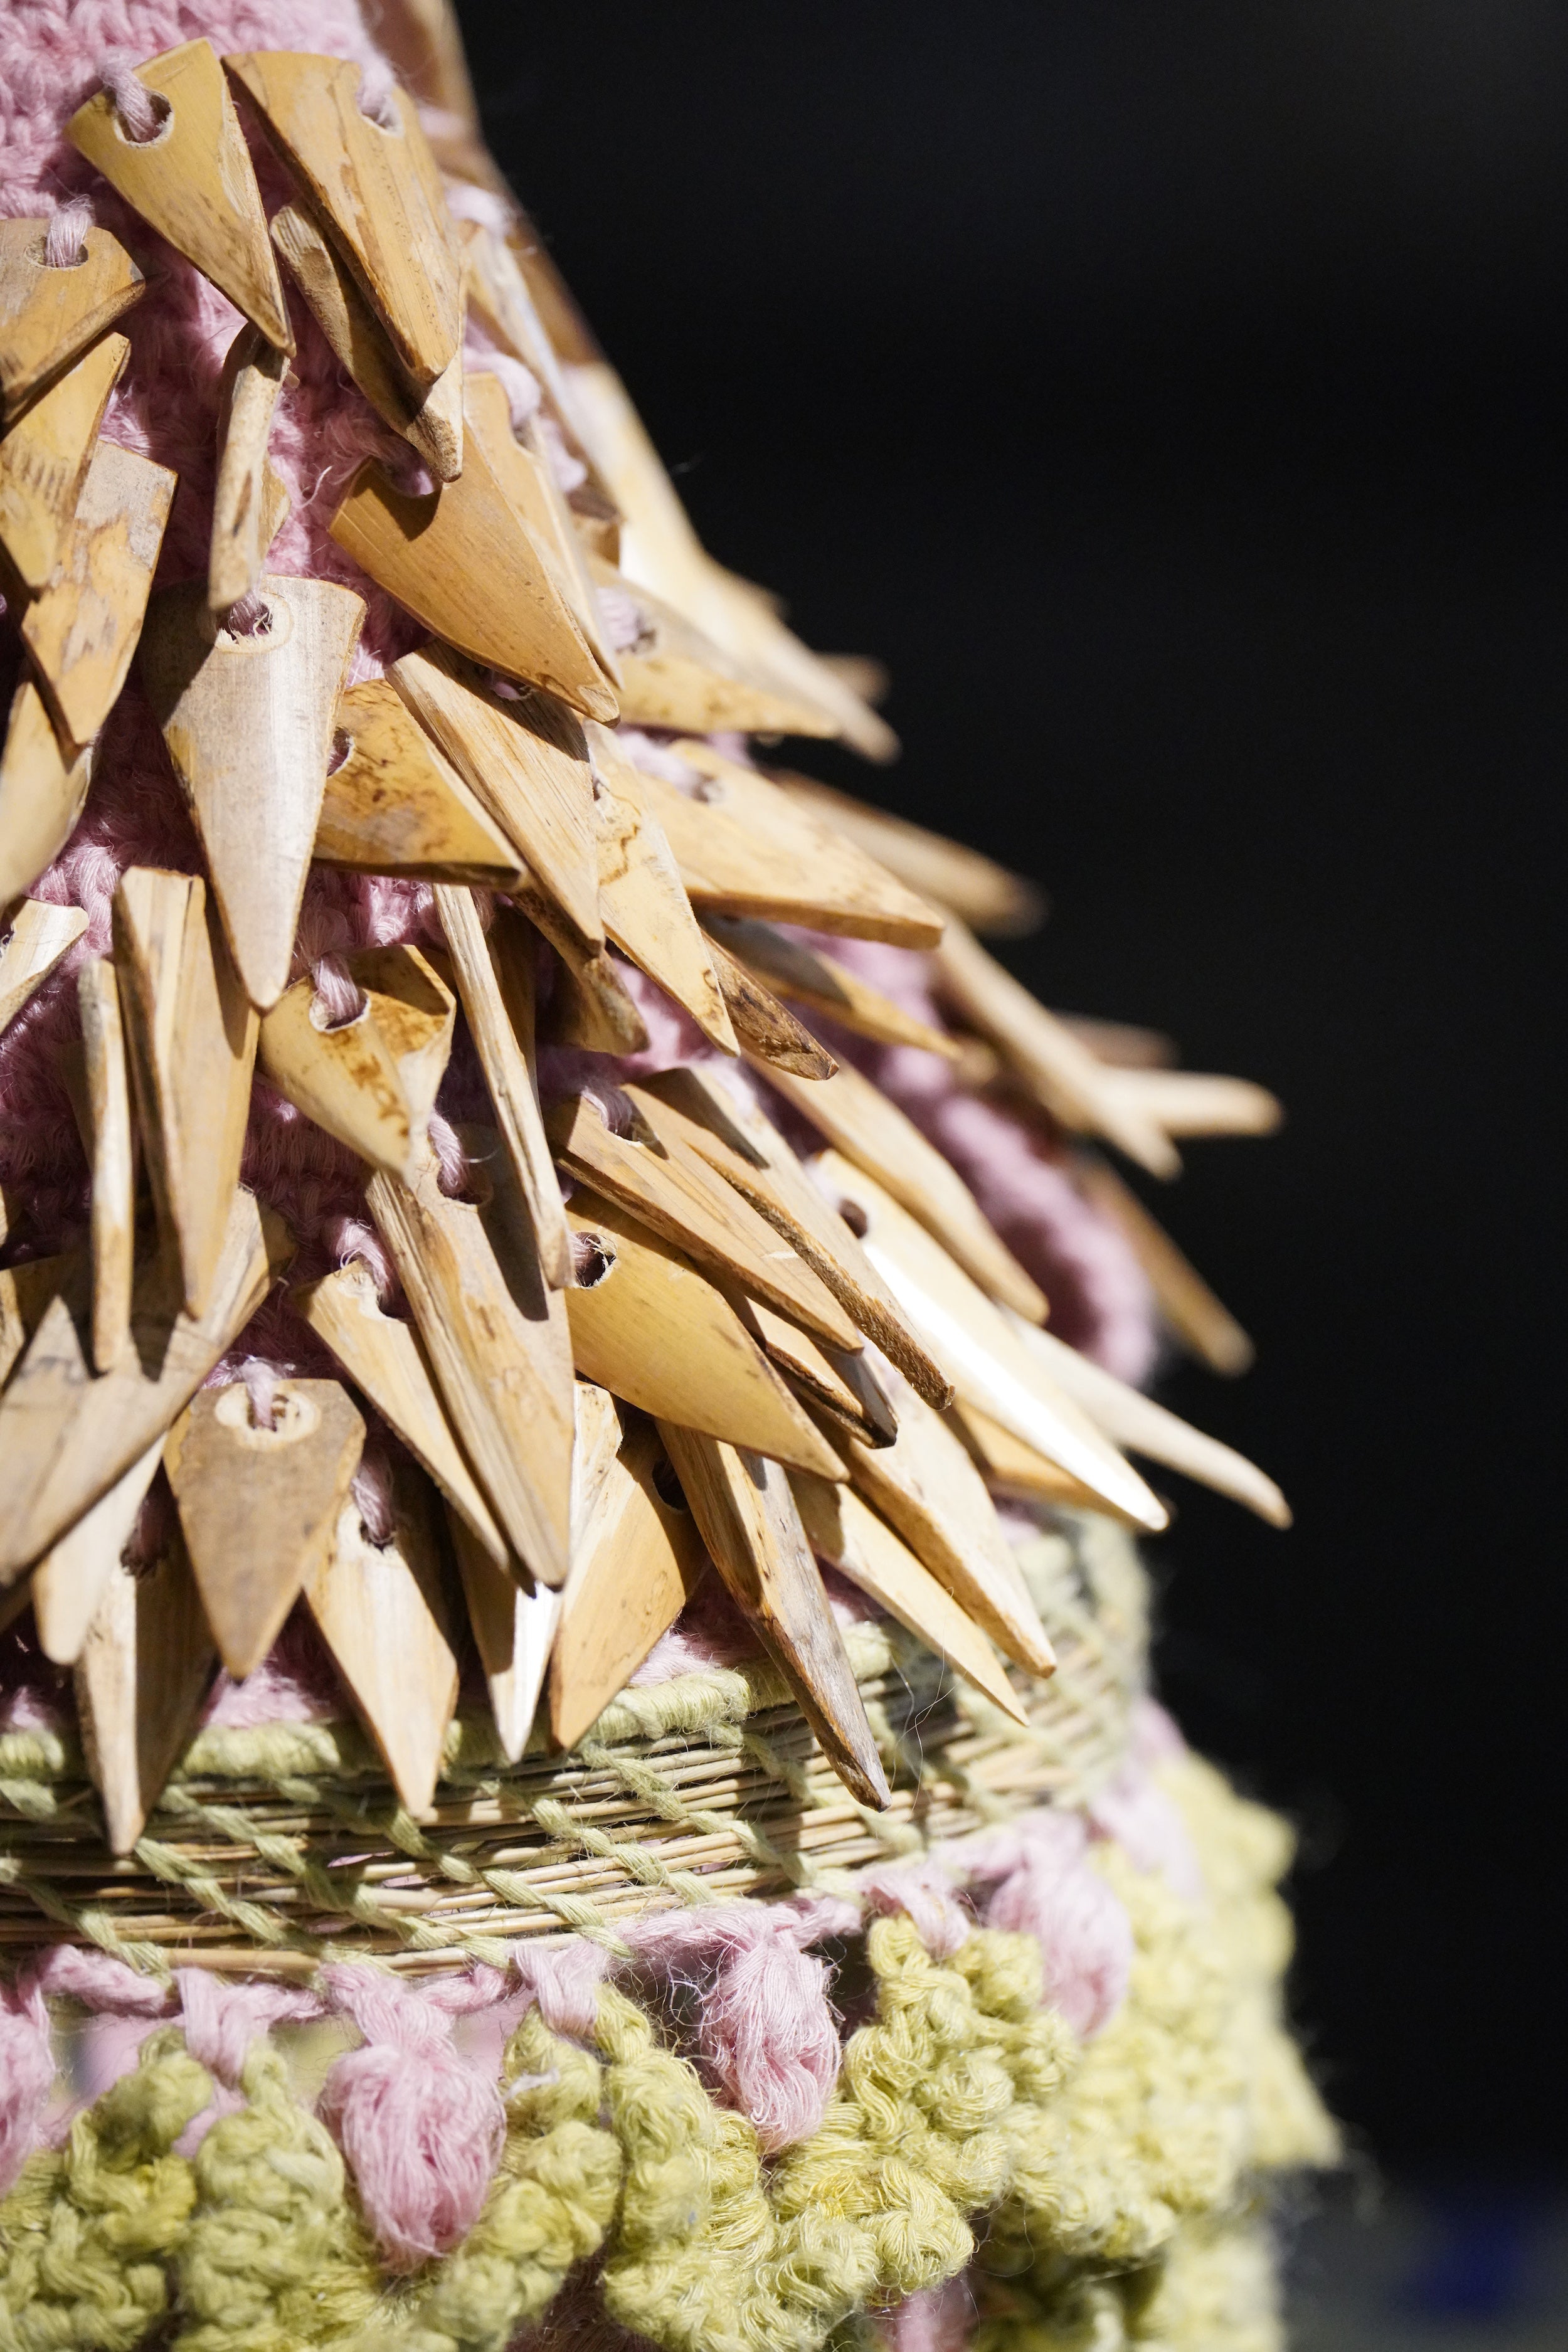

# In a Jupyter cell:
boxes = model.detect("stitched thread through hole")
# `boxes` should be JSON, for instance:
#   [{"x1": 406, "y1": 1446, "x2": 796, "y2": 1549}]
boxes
[
  {"x1": 43, "y1": 200, "x2": 90, "y2": 270},
  {"x1": 221, "y1": 589, "x2": 273, "y2": 641},
  {"x1": 310, "y1": 956, "x2": 369, "y2": 1031},
  {"x1": 327, "y1": 729, "x2": 352, "y2": 776},
  {"x1": 571, "y1": 1230, "x2": 615, "y2": 1288},
  {"x1": 105, "y1": 66, "x2": 169, "y2": 144}
]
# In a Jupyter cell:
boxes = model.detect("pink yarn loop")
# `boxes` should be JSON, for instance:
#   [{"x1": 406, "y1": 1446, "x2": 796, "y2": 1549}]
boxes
[
  {"x1": 859, "y1": 1857, "x2": 972, "y2": 1958},
  {"x1": 511, "y1": 1939, "x2": 612, "y2": 2040},
  {"x1": 103, "y1": 62, "x2": 166, "y2": 144},
  {"x1": 175, "y1": 1969, "x2": 322, "y2": 2089},
  {"x1": 43, "y1": 197, "x2": 90, "y2": 269},
  {"x1": 310, "y1": 953, "x2": 368, "y2": 1030},
  {"x1": 0, "y1": 1975, "x2": 53, "y2": 2196},
  {"x1": 967, "y1": 1812, "x2": 1133, "y2": 2038}
]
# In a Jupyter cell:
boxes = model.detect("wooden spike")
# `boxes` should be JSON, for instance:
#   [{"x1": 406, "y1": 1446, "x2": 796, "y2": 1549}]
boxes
[
  {"x1": 257, "y1": 943, "x2": 454, "y2": 1180},
  {"x1": 31, "y1": 1435, "x2": 162, "y2": 1666},
  {"x1": 931, "y1": 916, "x2": 1180, "y2": 1179},
  {"x1": 583, "y1": 721, "x2": 735, "y2": 1053},
  {"x1": 549, "y1": 1416, "x2": 708, "y2": 1751},
  {"x1": 0, "y1": 329, "x2": 128, "y2": 589},
  {"x1": 658, "y1": 1424, "x2": 889, "y2": 1808},
  {"x1": 548, "y1": 1091, "x2": 861, "y2": 1352},
  {"x1": 832, "y1": 1382, "x2": 1057, "y2": 1679},
  {"x1": 948, "y1": 1399, "x2": 1142, "y2": 1522},
  {"x1": 630, "y1": 1067, "x2": 953, "y2": 1410},
  {"x1": 0, "y1": 675, "x2": 93, "y2": 909},
  {"x1": 758, "y1": 1056, "x2": 1049, "y2": 1323},
  {"x1": 389, "y1": 644, "x2": 605, "y2": 954},
  {"x1": 295, "y1": 1261, "x2": 507, "y2": 1567},
  {"x1": 113, "y1": 869, "x2": 258, "y2": 1318},
  {"x1": 821, "y1": 1151, "x2": 1167, "y2": 1534},
  {"x1": 768, "y1": 770, "x2": 1046, "y2": 938},
  {"x1": 1059, "y1": 1015, "x2": 1175, "y2": 1069},
  {"x1": 78, "y1": 956, "x2": 135, "y2": 1372},
  {"x1": 0, "y1": 898, "x2": 87, "y2": 1033},
  {"x1": 0, "y1": 1576, "x2": 31, "y2": 1638},
  {"x1": 448, "y1": 1506, "x2": 558, "y2": 1762},
  {"x1": 587, "y1": 558, "x2": 835, "y2": 737},
  {"x1": 208, "y1": 326, "x2": 285, "y2": 611},
  {"x1": 305, "y1": 1475, "x2": 458, "y2": 1813},
  {"x1": 790, "y1": 1471, "x2": 1030, "y2": 1721},
  {"x1": 1097, "y1": 1067, "x2": 1284, "y2": 1139},
  {"x1": 0, "y1": 1192, "x2": 290, "y2": 1582},
  {"x1": 367, "y1": 1140, "x2": 573, "y2": 1587},
  {"x1": 330, "y1": 442, "x2": 616, "y2": 723},
  {"x1": 76, "y1": 1523, "x2": 215, "y2": 1854},
  {"x1": 314, "y1": 676, "x2": 522, "y2": 884},
  {"x1": 631, "y1": 743, "x2": 942, "y2": 948},
  {"x1": 703, "y1": 929, "x2": 837, "y2": 1079},
  {"x1": 563, "y1": 1192, "x2": 846, "y2": 1481},
  {"x1": 726, "y1": 1288, "x2": 897, "y2": 1449},
  {"x1": 1073, "y1": 1154, "x2": 1254, "y2": 1377},
  {"x1": 225, "y1": 50, "x2": 458, "y2": 386},
  {"x1": 432, "y1": 887, "x2": 573, "y2": 1288},
  {"x1": 703, "y1": 916, "x2": 959, "y2": 1059},
  {"x1": 0, "y1": 1249, "x2": 85, "y2": 1391},
  {"x1": 21, "y1": 438, "x2": 175, "y2": 752},
  {"x1": 140, "y1": 574, "x2": 364, "y2": 1008},
  {"x1": 165, "y1": 1376, "x2": 366, "y2": 1678},
  {"x1": 0, "y1": 219, "x2": 145, "y2": 425},
  {"x1": 571, "y1": 1378, "x2": 627, "y2": 1539},
  {"x1": 457, "y1": 220, "x2": 596, "y2": 467},
  {"x1": 1008, "y1": 1313, "x2": 1291, "y2": 1528},
  {"x1": 538, "y1": 935, "x2": 649, "y2": 1055},
  {"x1": 465, "y1": 373, "x2": 619, "y2": 679},
  {"x1": 270, "y1": 201, "x2": 462, "y2": 482},
  {"x1": 69, "y1": 41, "x2": 291, "y2": 351}
]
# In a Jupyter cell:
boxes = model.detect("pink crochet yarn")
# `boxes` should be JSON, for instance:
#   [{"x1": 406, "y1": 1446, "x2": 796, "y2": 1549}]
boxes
[
  {"x1": 0, "y1": 1973, "x2": 52, "y2": 2196},
  {"x1": 967, "y1": 1810, "x2": 1133, "y2": 2038}
]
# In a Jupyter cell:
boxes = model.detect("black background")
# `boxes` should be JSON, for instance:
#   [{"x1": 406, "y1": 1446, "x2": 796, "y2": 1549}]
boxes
[{"x1": 454, "y1": 1, "x2": 1565, "y2": 2174}]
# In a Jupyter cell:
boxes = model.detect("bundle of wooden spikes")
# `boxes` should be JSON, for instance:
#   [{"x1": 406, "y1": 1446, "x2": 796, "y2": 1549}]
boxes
[{"x1": 0, "y1": 22, "x2": 1288, "y2": 1859}]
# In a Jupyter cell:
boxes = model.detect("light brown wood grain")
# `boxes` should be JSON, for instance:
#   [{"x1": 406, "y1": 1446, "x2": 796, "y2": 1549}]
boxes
[
  {"x1": 724, "y1": 1287, "x2": 896, "y2": 1449},
  {"x1": 1072, "y1": 1153, "x2": 1254, "y2": 1377},
  {"x1": 226, "y1": 50, "x2": 458, "y2": 386},
  {"x1": 0, "y1": 330, "x2": 127, "y2": 590},
  {"x1": 948, "y1": 1399, "x2": 1140, "y2": 1522},
  {"x1": 165, "y1": 1376, "x2": 366, "y2": 1677},
  {"x1": 448, "y1": 1507, "x2": 558, "y2": 1762},
  {"x1": 367, "y1": 1142, "x2": 573, "y2": 1588},
  {"x1": 21, "y1": 437, "x2": 175, "y2": 752},
  {"x1": 0, "y1": 1191, "x2": 290, "y2": 1583},
  {"x1": 0, "y1": 675, "x2": 92, "y2": 909},
  {"x1": 536, "y1": 935, "x2": 649, "y2": 1056},
  {"x1": 586, "y1": 556, "x2": 834, "y2": 736},
  {"x1": 75, "y1": 1523, "x2": 215, "y2": 1854},
  {"x1": 1, "y1": 1251, "x2": 85, "y2": 1396},
  {"x1": 305, "y1": 1477, "x2": 458, "y2": 1813},
  {"x1": 465, "y1": 373, "x2": 618, "y2": 677},
  {"x1": 258, "y1": 943, "x2": 453, "y2": 1180},
  {"x1": 0, "y1": 220, "x2": 145, "y2": 425},
  {"x1": 0, "y1": 898, "x2": 87, "y2": 1034},
  {"x1": 208, "y1": 325, "x2": 286, "y2": 611},
  {"x1": 704, "y1": 915, "x2": 959, "y2": 1059},
  {"x1": 389, "y1": 643, "x2": 605, "y2": 954},
  {"x1": 549, "y1": 1416, "x2": 708, "y2": 1749},
  {"x1": 702, "y1": 929, "x2": 837, "y2": 1078},
  {"x1": 583, "y1": 721, "x2": 734, "y2": 1052},
  {"x1": 114, "y1": 868, "x2": 258, "y2": 1320},
  {"x1": 70, "y1": 41, "x2": 290, "y2": 349},
  {"x1": 790, "y1": 1470, "x2": 1029, "y2": 1721},
  {"x1": 768, "y1": 770, "x2": 1046, "y2": 937},
  {"x1": 314, "y1": 676, "x2": 522, "y2": 884},
  {"x1": 270, "y1": 201, "x2": 462, "y2": 481},
  {"x1": 563, "y1": 1192, "x2": 845, "y2": 1480},
  {"x1": 657, "y1": 1423, "x2": 888, "y2": 1809},
  {"x1": 1096, "y1": 1066, "x2": 1284, "y2": 1139},
  {"x1": 78, "y1": 955, "x2": 135, "y2": 1372},
  {"x1": 31, "y1": 1434, "x2": 162, "y2": 1665},
  {"x1": 758, "y1": 1056, "x2": 1049, "y2": 1323},
  {"x1": 457, "y1": 220, "x2": 594, "y2": 465},
  {"x1": 140, "y1": 573, "x2": 365, "y2": 1008}
]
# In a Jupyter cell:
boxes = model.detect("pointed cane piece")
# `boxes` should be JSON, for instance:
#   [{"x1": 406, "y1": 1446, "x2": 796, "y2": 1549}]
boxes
[
  {"x1": 78, "y1": 956, "x2": 135, "y2": 1372},
  {"x1": 948, "y1": 1399, "x2": 1138, "y2": 1521},
  {"x1": 0, "y1": 220, "x2": 144, "y2": 425},
  {"x1": 367, "y1": 1143, "x2": 573, "y2": 1587},
  {"x1": 390, "y1": 643, "x2": 604, "y2": 953},
  {"x1": 21, "y1": 438, "x2": 175, "y2": 752},
  {"x1": 704, "y1": 916, "x2": 959, "y2": 1059},
  {"x1": 208, "y1": 325, "x2": 286, "y2": 611},
  {"x1": 658, "y1": 1424, "x2": 889, "y2": 1808},
  {"x1": 0, "y1": 676, "x2": 93, "y2": 909},
  {"x1": 165, "y1": 1377, "x2": 366, "y2": 1677},
  {"x1": 1073, "y1": 1153, "x2": 1254, "y2": 1377},
  {"x1": 457, "y1": 220, "x2": 593, "y2": 460},
  {"x1": 139, "y1": 574, "x2": 365, "y2": 1007},
  {"x1": 487, "y1": 904, "x2": 576, "y2": 1290},
  {"x1": 0, "y1": 898, "x2": 87, "y2": 1033},
  {"x1": 632, "y1": 739, "x2": 942, "y2": 947},
  {"x1": 791, "y1": 1471, "x2": 1030, "y2": 1721},
  {"x1": 76, "y1": 1525, "x2": 215, "y2": 1853},
  {"x1": 270, "y1": 201, "x2": 462, "y2": 482},
  {"x1": 1096, "y1": 1066, "x2": 1284, "y2": 1139},
  {"x1": 704, "y1": 929, "x2": 837, "y2": 1079},
  {"x1": 724, "y1": 1287, "x2": 896, "y2": 1449},
  {"x1": 465, "y1": 373, "x2": 618, "y2": 678},
  {"x1": 0, "y1": 330, "x2": 128, "y2": 589},
  {"x1": 31, "y1": 1435, "x2": 163, "y2": 1666},
  {"x1": 538, "y1": 935, "x2": 650, "y2": 1056},
  {"x1": 450, "y1": 1503, "x2": 558, "y2": 1762},
  {"x1": 571, "y1": 1378, "x2": 627, "y2": 1543},
  {"x1": 0, "y1": 1250, "x2": 85, "y2": 1391},
  {"x1": 69, "y1": 41, "x2": 290, "y2": 350},
  {"x1": 591, "y1": 559, "x2": 835, "y2": 738},
  {"x1": 295, "y1": 1261, "x2": 506, "y2": 1566},
  {"x1": 257, "y1": 943, "x2": 454, "y2": 1180},
  {"x1": 630, "y1": 1068, "x2": 953, "y2": 1409},
  {"x1": 314, "y1": 677, "x2": 523, "y2": 885},
  {"x1": 114, "y1": 868, "x2": 258, "y2": 1318},
  {"x1": 306, "y1": 1478, "x2": 458, "y2": 1813},
  {"x1": 433, "y1": 886, "x2": 573, "y2": 1288},
  {"x1": 0, "y1": 1193, "x2": 290, "y2": 1582},
  {"x1": 769, "y1": 771, "x2": 1046, "y2": 938},
  {"x1": 563, "y1": 1193, "x2": 845, "y2": 1480},
  {"x1": 760, "y1": 1056, "x2": 1048, "y2": 1322},
  {"x1": 225, "y1": 50, "x2": 458, "y2": 386},
  {"x1": 331, "y1": 444, "x2": 616, "y2": 723},
  {"x1": 549, "y1": 1417, "x2": 708, "y2": 1751},
  {"x1": 548, "y1": 1090, "x2": 860, "y2": 1351},
  {"x1": 583, "y1": 721, "x2": 735, "y2": 1052}
]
